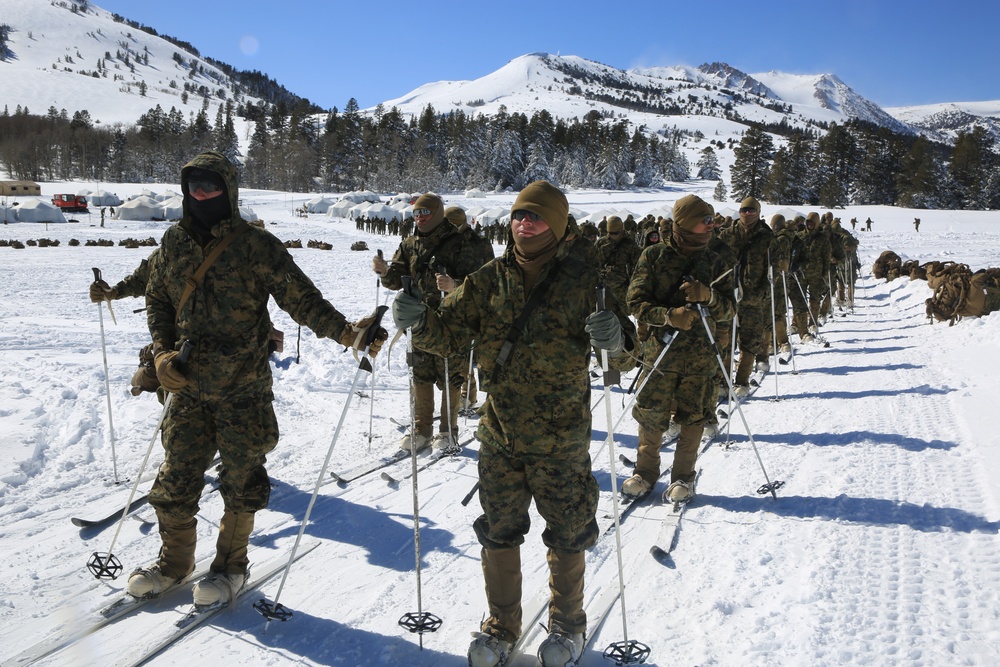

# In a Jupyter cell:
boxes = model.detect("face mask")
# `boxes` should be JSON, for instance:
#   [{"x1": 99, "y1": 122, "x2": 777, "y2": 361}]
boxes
[{"x1": 188, "y1": 192, "x2": 231, "y2": 227}]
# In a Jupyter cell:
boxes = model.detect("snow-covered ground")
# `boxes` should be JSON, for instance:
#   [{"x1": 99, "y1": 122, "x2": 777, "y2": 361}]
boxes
[{"x1": 1, "y1": 183, "x2": 999, "y2": 666}]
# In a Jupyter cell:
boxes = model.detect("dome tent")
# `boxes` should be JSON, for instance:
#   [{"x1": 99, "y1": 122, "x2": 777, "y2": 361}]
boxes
[
  {"x1": 114, "y1": 197, "x2": 159, "y2": 221},
  {"x1": 305, "y1": 196, "x2": 335, "y2": 214},
  {"x1": 14, "y1": 199, "x2": 67, "y2": 223}
]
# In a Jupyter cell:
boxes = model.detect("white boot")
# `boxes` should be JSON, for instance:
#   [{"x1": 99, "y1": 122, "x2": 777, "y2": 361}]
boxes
[
  {"x1": 621, "y1": 473, "x2": 651, "y2": 499},
  {"x1": 538, "y1": 631, "x2": 584, "y2": 667},
  {"x1": 192, "y1": 571, "x2": 248, "y2": 607},
  {"x1": 432, "y1": 432, "x2": 461, "y2": 454},
  {"x1": 663, "y1": 420, "x2": 682, "y2": 443},
  {"x1": 399, "y1": 432, "x2": 431, "y2": 452},
  {"x1": 127, "y1": 564, "x2": 180, "y2": 599},
  {"x1": 468, "y1": 631, "x2": 512, "y2": 667},
  {"x1": 666, "y1": 480, "x2": 694, "y2": 504}
]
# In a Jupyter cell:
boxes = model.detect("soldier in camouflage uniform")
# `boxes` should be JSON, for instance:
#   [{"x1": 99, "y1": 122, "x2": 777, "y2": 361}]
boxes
[
  {"x1": 795, "y1": 212, "x2": 835, "y2": 341},
  {"x1": 830, "y1": 218, "x2": 859, "y2": 310},
  {"x1": 623, "y1": 194, "x2": 735, "y2": 503},
  {"x1": 594, "y1": 215, "x2": 642, "y2": 304},
  {"x1": 133, "y1": 151, "x2": 387, "y2": 607},
  {"x1": 769, "y1": 214, "x2": 798, "y2": 355},
  {"x1": 373, "y1": 194, "x2": 484, "y2": 453},
  {"x1": 392, "y1": 181, "x2": 636, "y2": 667},
  {"x1": 719, "y1": 197, "x2": 776, "y2": 395}
]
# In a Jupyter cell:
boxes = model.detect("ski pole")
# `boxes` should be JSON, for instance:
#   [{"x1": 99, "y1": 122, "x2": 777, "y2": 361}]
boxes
[
  {"x1": 792, "y1": 272, "x2": 829, "y2": 347},
  {"x1": 692, "y1": 303, "x2": 782, "y2": 499},
  {"x1": 255, "y1": 305, "x2": 389, "y2": 632},
  {"x1": 595, "y1": 285, "x2": 651, "y2": 665},
  {"x1": 779, "y1": 271, "x2": 798, "y2": 373},
  {"x1": 86, "y1": 339, "x2": 193, "y2": 580},
  {"x1": 435, "y1": 266, "x2": 455, "y2": 448},
  {"x1": 462, "y1": 343, "x2": 475, "y2": 425},
  {"x1": 92, "y1": 267, "x2": 121, "y2": 485},
  {"x1": 394, "y1": 275, "x2": 442, "y2": 647},
  {"x1": 367, "y1": 250, "x2": 384, "y2": 451},
  {"x1": 767, "y1": 250, "x2": 780, "y2": 401}
]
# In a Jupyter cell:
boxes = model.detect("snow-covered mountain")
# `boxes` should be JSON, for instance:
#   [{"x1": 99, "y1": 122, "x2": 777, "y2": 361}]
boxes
[
  {"x1": 885, "y1": 101, "x2": 1000, "y2": 145},
  {"x1": 0, "y1": 0, "x2": 310, "y2": 129}
]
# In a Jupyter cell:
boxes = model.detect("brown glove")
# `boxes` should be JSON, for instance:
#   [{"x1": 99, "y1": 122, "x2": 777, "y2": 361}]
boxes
[
  {"x1": 777, "y1": 259, "x2": 790, "y2": 273},
  {"x1": 89, "y1": 280, "x2": 117, "y2": 303},
  {"x1": 154, "y1": 351, "x2": 189, "y2": 393},
  {"x1": 667, "y1": 306, "x2": 698, "y2": 331},
  {"x1": 340, "y1": 316, "x2": 389, "y2": 358},
  {"x1": 372, "y1": 254, "x2": 389, "y2": 276},
  {"x1": 681, "y1": 279, "x2": 712, "y2": 304}
]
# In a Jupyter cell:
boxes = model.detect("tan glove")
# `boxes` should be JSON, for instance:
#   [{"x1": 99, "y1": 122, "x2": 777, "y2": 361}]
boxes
[
  {"x1": 340, "y1": 316, "x2": 389, "y2": 358},
  {"x1": 681, "y1": 279, "x2": 712, "y2": 304},
  {"x1": 89, "y1": 279, "x2": 117, "y2": 303},
  {"x1": 436, "y1": 272, "x2": 458, "y2": 293},
  {"x1": 778, "y1": 259, "x2": 790, "y2": 273},
  {"x1": 667, "y1": 306, "x2": 698, "y2": 331},
  {"x1": 372, "y1": 254, "x2": 389, "y2": 276},
  {"x1": 153, "y1": 351, "x2": 189, "y2": 393}
]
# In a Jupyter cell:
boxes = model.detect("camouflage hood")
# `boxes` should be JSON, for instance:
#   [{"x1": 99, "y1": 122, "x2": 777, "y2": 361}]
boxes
[{"x1": 180, "y1": 151, "x2": 243, "y2": 236}]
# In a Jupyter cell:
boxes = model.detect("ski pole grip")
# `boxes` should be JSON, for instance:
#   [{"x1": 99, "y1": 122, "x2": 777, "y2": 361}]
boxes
[
  {"x1": 365, "y1": 305, "x2": 389, "y2": 347},
  {"x1": 177, "y1": 339, "x2": 194, "y2": 364},
  {"x1": 92, "y1": 267, "x2": 102, "y2": 282},
  {"x1": 596, "y1": 285, "x2": 606, "y2": 311},
  {"x1": 401, "y1": 275, "x2": 415, "y2": 298},
  {"x1": 377, "y1": 249, "x2": 383, "y2": 260}
]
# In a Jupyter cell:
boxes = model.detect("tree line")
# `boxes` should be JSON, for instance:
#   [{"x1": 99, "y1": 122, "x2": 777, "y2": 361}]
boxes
[{"x1": 1, "y1": 99, "x2": 997, "y2": 211}]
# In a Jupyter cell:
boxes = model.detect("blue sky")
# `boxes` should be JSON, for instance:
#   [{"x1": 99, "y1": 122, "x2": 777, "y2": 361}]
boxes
[{"x1": 96, "y1": 0, "x2": 1000, "y2": 112}]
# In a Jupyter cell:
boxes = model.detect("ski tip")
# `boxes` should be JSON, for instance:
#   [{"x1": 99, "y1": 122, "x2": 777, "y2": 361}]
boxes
[{"x1": 649, "y1": 546, "x2": 676, "y2": 568}]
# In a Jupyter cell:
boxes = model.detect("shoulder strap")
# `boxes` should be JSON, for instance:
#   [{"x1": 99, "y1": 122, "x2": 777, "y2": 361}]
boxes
[
  {"x1": 175, "y1": 225, "x2": 247, "y2": 323},
  {"x1": 491, "y1": 259, "x2": 560, "y2": 385}
]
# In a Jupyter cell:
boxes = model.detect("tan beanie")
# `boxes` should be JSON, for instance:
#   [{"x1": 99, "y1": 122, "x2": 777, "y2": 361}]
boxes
[
  {"x1": 740, "y1": 196, "x2": 760, "y2": 212},
  {"x1": 444, "y1": 205, "x2": 467, "y2": 230},
  {"x1": 511, "y1": 180, "x2": 569, "y2": 240},
  {"x1": 413, "y1": 193, "x2": 445, "y2": 228},
  {"x1": 770, "y1": 214, "x2": 786, "y2": 231},
  {"x1": 672, "y1": 195, "x2": 714, "y2": 231},
  {"x1": 607, "y1": 215, "x2": 624, "y2": 233},
  {"x1": 806, "y1": 212, "x2": 821, "y2": 225}
]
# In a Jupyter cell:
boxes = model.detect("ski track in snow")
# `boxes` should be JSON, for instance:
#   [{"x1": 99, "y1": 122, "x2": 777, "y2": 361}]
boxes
[{"x1": 1, "y1": 195, "x2": 1000, "y2": 666}]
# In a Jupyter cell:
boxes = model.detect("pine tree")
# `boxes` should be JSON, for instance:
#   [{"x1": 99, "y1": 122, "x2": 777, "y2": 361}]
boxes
[
  {"x1": 713, "y1": 180, "x2": 728, "y2": 202},
  {"x1": 730, "y1": 125, "x2": 773, "y2": 199},
  {"x1": 696, "y1": 146, "x2": 722, "y2": 180},
  {"x1": 949, "y1": 127, "x2": 993, "y2": 209}
]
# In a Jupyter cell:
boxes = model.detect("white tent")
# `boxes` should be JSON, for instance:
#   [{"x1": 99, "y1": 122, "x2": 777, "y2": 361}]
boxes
[
  {"x1": 388, "y1": 193, "x2": 415, "y2": 205},
  {"x1": 14, "y1": 199, "x2": 67, "y2": 223},
  {"x1": 305, "y1": 196, "x2": 335, "y2": 214},
  {"x1": 159, "y1": 196, "x2": 184, "y2": 221},
  {"x1": 239, "y1": 206, "x2": 259, "y2": 222},
  {"x1": 775, "y1": 207, "x2": 804, "y2": 221},
  {"x1": 326, "y1": 199, "x2": 356, "y2": 219},
  {"x1": 86, "y1": 190, "x2": 123, "y2": 207},
  {"x1": 361, "y1": 203, "x2": 400, "y2": 221},
  {"x1": 464, "y1": 189, "x2": 486, "y2": 198},
  {"x1": 129, "y1": 189, "x2": 159, "y2": 201},
  {"x1": 114, "y1": 198, "x2": 159, "y2": 221},
  {"x1": 1, "y1": 204, "x2": 17, "y2": 223},
  {"x1": 153, "y1": 190, "x2": 180, "y2": 203},
  {"x1": 568, "y1": 206, "x2": 590, "y2": 221},
  {"x1": 348, "y1": 202, "x2": 376, "y2": 219},
  {"x1": 341, "y1": 190, "x2": 380, "y2": 204},
  {"x1": 716, "y1": 206, "x2": 737, "y2": 219},
  {"x1": 478, "y1": 207, "x2": 509, "y2": 225},
  {"x1": 579, "y1": 208, "x2": 618, "y2": 224}
]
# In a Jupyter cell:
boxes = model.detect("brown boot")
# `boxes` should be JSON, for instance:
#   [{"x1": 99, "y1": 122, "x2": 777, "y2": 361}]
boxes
[
  {"x1": 481, "y1": 547, "x2": 522, "y2": 643},
  {"x1": 672, "y1": 424, "x2": 702, "y2": 484},
  {"x1": 209, "y1": 510, "x2": 255, "y2": 575},
  {"x1": 128, "y1": 511, "x2": 197, "y2": 597},
  {"x1": 413, "y1": 382, "x2": 435, "y2": 439},
  {"x1": 547, "y1": 549, "x2": 586, "y2": 635},
  {"x1": 734, "y1": 351, "x2": 755, "y2": 387},
  {"x1": 794, "y1": 312, "x2": 811, "y2": 342}
]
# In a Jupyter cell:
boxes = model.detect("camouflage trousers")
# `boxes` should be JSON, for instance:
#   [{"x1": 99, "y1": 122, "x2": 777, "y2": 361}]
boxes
[
  {"x1": 473, "y1": 441, "x2": 599, "y2": 554},
  {"x1": 149, "y1": 392, "x2": 279, "y2": 521},
  {"x1": 412, "y1": 348, "x2": 468, "y2": 389},
  {"x1": 735, "y1": 302, "x2": 774, "y2": 357},
  {"x1": 632, "y1": 368, "x2": 716, "y2": 432}
]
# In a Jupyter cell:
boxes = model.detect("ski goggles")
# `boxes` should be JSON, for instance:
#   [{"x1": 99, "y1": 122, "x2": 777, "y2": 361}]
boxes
[
  {"x1": 512, "y1": 210, "x2": 543, "y2": 223},
  {"x1": 413, "y1": 208, "x2": 432, "y2": 217},
  {"x1": 188, "y1": 179, "x2": 224, "y2": 195}
]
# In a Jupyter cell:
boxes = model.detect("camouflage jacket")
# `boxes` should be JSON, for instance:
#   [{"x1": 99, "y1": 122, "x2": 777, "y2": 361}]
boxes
[
  {"x1": 594, "y1": 234, "x2": 642, "y2": 301},
  {"x1": 708, "y1": 234, "x2": 737, "y2": 324},
  {"x1": 719, "y1": 221, "x2": 776, "y2": 307},
  {"x1": 798, "y1": 226, "x2": 833, "y2": 280},
  {"x1": 411, "y1": 240, "x2": 635, "y2": 457},
  {"x1": 146, "y1": 152, "x2": 350, "y2": 403},
  {"x1": 627, "y1": 236, "x2": 735, "y2": 376},
  {"x1": 114, "y1": 248, "x2": 160, "y2": 298},
  {"x1": 380, "y1": 219, "x2": 484, "y2": 309}
]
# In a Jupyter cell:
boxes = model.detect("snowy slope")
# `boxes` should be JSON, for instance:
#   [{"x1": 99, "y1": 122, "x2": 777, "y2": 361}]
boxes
[{"x1": 1, "y1": 182, "x2": 999, "y2": 666}]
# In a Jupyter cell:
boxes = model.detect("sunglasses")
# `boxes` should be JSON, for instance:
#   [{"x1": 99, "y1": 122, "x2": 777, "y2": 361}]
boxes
[
  {"x1": 413, "y1": 208, "x2": 432, "y2": 217},
  {"x1": 512, "y1": 210, "x2": 543, "y2": 223},
  {"x1": 739, "y1": 207, "x2": 758, "y2": 214},
  {"x1": 188, "y1": 180, "x2": 223, "y2": 195}
]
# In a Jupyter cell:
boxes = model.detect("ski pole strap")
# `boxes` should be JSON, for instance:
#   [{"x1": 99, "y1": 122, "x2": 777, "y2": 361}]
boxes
[
  {"x1": 491, "y1": 260, "x2": 559, "y2": 386},
  {"x1": 175, "y1": 224, "x2": 248, "y2": 324}
]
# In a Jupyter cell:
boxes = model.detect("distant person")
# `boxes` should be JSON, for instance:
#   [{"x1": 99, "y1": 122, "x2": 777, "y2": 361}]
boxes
[
  {"x1": 865, "y1": 217, "x2": 873, "y2": 232},
  {"x1": 914, "y1": 218, "x2": 921, "y2": 232}
]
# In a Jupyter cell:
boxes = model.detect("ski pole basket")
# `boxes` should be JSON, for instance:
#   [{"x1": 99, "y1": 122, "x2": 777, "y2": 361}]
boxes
[
  {"x1": 757, "y1": 480, "x2": 785, "y2": 496},
  {"x1": 254, "y1": 598, "x2": 293, "y2": 622},
  {"x1": 86, "y1": 551, "x2": 124, "y2": 580},
  {"x1": 398, "y1": 611, "x2": 442, "y2": 635},
  {"x1": 603, "y1": 638, "x2": 651, "y2": 665}
]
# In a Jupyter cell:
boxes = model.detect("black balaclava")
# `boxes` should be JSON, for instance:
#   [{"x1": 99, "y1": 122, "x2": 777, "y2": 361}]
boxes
[{"x1": 187, "y1": 167, "x2": 231, "y2": 234}]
